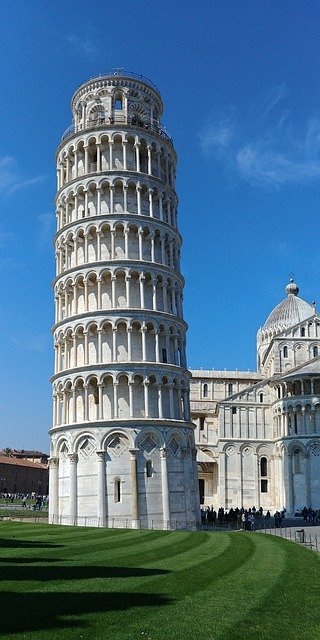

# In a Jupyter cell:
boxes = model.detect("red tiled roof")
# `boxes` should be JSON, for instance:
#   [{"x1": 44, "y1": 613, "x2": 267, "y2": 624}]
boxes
[{"x1": 0, "y1": 456, "x2": 48, "y2": 469}]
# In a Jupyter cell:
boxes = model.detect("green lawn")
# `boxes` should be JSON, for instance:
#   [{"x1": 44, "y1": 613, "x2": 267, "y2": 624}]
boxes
[{"x1": 0, "y1": 522, "x2": 319, "y2": 640}]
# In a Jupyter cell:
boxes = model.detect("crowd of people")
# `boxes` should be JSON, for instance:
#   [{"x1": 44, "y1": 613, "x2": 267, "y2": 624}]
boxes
[
  {"x1": 0, "y1": 492, "x2": 48, "y2": 510},
  {"x1": 301, "y1": 507, "x2": 320, "y2": 525},
  {"x1": 200, "y1": 505, "x2": 285, "y2": 530}
]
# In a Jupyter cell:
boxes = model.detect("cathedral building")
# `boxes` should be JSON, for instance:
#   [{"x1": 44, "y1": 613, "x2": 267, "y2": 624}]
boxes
[
  {"x1": 49, "y1": 71, "x2": 200, "y2": 529},
  {"x1": 191, "y1": 279, "x2": 320, "y2": 514}
]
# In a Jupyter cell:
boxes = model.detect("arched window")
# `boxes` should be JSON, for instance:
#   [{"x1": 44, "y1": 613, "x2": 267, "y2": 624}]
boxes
[
  {"x1": 114, "y1": 93, "x2": 123, "y2": 110},
  {"x1": 228, "y1": 383, "x2": 233, "y2": 396},
  {"x1": 301, "y1": 327, "x2": 305, "y2": 337},
  {"x1": 283, "y1": 346, "x2": 288, "y2": 358},
  {"x1": 313, "y1": 346, "x2": 318, "y2": 358},
  {"x1": 203, "y1": 383, "x2": 208, "y2": 398},
  {"x1": 146, "y1": 460, "x2": 153, "y2": 478},
  {"x1": 259, "y1": 393, "x2": 263, "y2": 403},
  {"x1": 260, "y1": 457, "x2": 268, "y2": 493},
  {"x1": 260, "y1": 457, "x2": 267, "y2": 477},
  {"x1": 114, "y1": 478, "x2": 121, "y2": 503}
]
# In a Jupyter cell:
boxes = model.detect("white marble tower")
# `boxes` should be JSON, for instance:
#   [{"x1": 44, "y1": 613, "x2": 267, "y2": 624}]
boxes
[{"x1": 49, "y1": 70, "x2": 200, "y2": 529}]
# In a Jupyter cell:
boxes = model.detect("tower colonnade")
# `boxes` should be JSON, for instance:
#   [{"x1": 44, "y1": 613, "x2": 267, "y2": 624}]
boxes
[
  {"x1": 49, "y1": 70, "x2": 200, "y2": 529},
  {"x1": 56, "y1": 176, "x2": 178, "y2": 229},
  {"x1": 55, "y1": 219, "x2": 181, "y2": 274},
  {"x1": 54, "y1": 267, "x2": 184, "y2": 323},
  {"x1": 57, "y1": 130, "x2": 176, "y2": 191}
]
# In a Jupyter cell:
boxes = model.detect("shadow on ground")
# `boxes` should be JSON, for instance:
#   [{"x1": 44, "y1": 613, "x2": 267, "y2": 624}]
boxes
[
  {"x1": 0, "y1": 564, "x2": 170, "y2": 581},
  {"x1": 0, "y1": 591, "x2": 173, "y2": 634},
  {"x1": 0, "y1": 538, "x2": 64, "y2": 549}
]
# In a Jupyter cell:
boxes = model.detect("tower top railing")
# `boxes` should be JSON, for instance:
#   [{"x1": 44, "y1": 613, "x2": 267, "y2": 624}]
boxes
[
  {"x1": 74, "y1": 68, "x2": 160, "y2": 95},
  {"x1": 61, "y1": 114, "x2": 173, "y2": 144}
]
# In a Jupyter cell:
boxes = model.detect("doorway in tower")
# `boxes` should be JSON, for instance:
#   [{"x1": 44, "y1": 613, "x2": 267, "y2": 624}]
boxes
[{"x1": 199, "y1": 479, "x2": 205, "y2": 505}]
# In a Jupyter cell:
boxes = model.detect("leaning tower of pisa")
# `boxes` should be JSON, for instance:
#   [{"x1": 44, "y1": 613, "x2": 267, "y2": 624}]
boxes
[{"x1": 49, "y1": 70, "x2": 200, "y2": 529}]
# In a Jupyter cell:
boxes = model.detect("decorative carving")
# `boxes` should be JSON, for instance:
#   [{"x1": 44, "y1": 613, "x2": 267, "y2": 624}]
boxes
[
  {"x1": 226, "y1": 445, "x2": 236, "y2": 457},
  {"x1": 59, "y1": 442, "x2": 69, "y2": 460},
  {"x1": 139, "y1": 434, "x2": 158, "y2": 454},
  {"x1": 310, "y1": 444, "x2": 320, "y2": 457},
  {"x1": 168, "y1": 436, "x2": 181, "y2": 456},
  {"x1": 48, "y1": 457, "x2": 59, "y2": 469},
  {"x1": 79, "y1": 438, "x2": 95, "y2": 460},
  {"x1": 68, "y1": 453, "x2": 78, "y2": 464},
  {"x1": 107, "y1": 435, "x2": 127, "y2": 457}
]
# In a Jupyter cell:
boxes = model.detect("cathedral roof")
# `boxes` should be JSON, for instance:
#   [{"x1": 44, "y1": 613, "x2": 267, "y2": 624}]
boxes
[
  {"x1": 279, "y1": 358, "x2": 320, "y2": 381},
  {"x1": 262, "y1": 279, "x2": 315, "y2": 333}
]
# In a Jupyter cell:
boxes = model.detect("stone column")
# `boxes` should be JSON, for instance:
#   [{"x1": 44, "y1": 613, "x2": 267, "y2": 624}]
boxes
[
  {"x1": 113, "y1": 381, "x2": 118, "y2": 419},
  {"x1": 159, "y1": 193, "x2": 163, "y2": 221},
  {"x1": 219, "y1": 450, "x2": 226, "y2": 509},
  {"x1": 129, "y1": 448, "x2": 139, "y2": 528},
  {"x1": 84, "y1": 145, "x2": 89, "y2": 174},
  {"x1": 147, "y1": 145, "x2": 152, "y2": 175},
  {"x1": 112, "y1": 327, "x2": 117, "y2": 362},
  {"x1": 138, "y1": 228, "x2": 143, "y2": 260},
  {"x1": 135, "y1": 142, "x2": 141, "y2": 172},
  {"x1": 129, "y1": 381, "x2": 134, "y2": 418},
  {"x1": 98, "y1": 383, "x2": 103, "y2": 420},
  {"x1": 139, "y1": 274, "x2": 145, "y2": 309},
  {"x1": 97, "y1": 450, "x2": 106, "y2": 526},
  {"x1": 254, "y1": 452, "x2": 259, "y2": 509},
  {"x1": 136, "y1": 184, "x2": 141, "y2": 215},
  {"x1": 141, "y1": 324, "x2": 147, "y2": 361},
  {"x1": 72, "y1": 387, "x2": 77, "y2": 422},
  {"x1": 160, "y1": 448, "x2": 170, "y2": 529},
  {"x1": 124, "y1": 228, "x2": 129, "y2": 258},
  {"x1": 96, "y1": 143, "x2": 101, "y2": 172},
  {"x1": 97, "y1": 187, "x2": 101, "y2": 214},
  {"x1": 109, "y1": 184, "x2": 114, "y2": 213},
  {"x1": 125, "y1": 274, "x2": 131, "y2": 308},
  {"x1": 144, "y1": 380, "x2": 149, "y2": 417},
  {"x1": 123, "y1": 185, "x2": 128, "y2": 212},
  {"x1": 150, "y1": 234, "x2": 155, "y2": 262},
  {"x1": 149, "y1": 188, "x2": 154, "y2": 217},
  {"x1": 127, "y1": 326, "x2": 132, "y2": 360},
  {"x1": 122, "y1": 140, "x2": 127, "y2": 170},
  {"x1": 68, "y1": 453, "x2": 78, "y2": 525},
  {"x1": 48, "y1": 457, "x2": 59, "y2": 524},
  {"x1": 158, "y1": 385, "x2": 163, "y2": 419},
  {"x1": 97, "y1": 277, "x2": 102, "y2": 308},
  {"x1": 84, "y1": 385, "x2": 89, "y2": 421},
  {"x1": 109, "y1": 141, "x2": 113, "y2": 170}
]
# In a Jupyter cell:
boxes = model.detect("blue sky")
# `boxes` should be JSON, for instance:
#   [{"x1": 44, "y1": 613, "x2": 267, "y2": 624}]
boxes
[{"x1": 1, "y1": 0, "x2": 320, "y2": 451}]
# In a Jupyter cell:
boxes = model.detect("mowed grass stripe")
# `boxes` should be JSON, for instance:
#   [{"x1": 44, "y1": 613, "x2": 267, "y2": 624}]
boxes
[{"x1": 1, "y1": 524, "x2": 320, "y2": 640}]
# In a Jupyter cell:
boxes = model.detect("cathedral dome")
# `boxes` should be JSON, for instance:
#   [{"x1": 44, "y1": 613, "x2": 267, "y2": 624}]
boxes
[{"x1": 262, "y1": 279, "x2": 315, "y2": 333}]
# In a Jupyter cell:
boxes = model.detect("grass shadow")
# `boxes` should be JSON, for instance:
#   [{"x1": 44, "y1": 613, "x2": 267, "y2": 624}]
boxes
[
  {"x1": 0, "y1": 565, "x2": 171, "y2": 581},
  {"x1": 0, "y1": 591, "x2": 173, "y2": 634},
  {"x1": 0, "y1": 538, "x2": 63, "y2": 549}
]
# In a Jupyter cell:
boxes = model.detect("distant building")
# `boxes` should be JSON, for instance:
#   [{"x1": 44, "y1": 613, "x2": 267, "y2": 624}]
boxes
[
  {"x1": 191, "y1": 279, "x2": 320, "y2": 514},
  {"x1": 0, "y1": 449, "x2": 49, "y2": 465},
  {"x1": 0, "y1": 456, "x2": 48, "y2": 495}
]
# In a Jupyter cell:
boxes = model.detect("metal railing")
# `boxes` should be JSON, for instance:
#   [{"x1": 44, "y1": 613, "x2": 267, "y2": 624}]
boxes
[
  {"x1": 256, "y1": 525, "x2": 320, "y2": 552},
  {"x1": 48, "y1": 514, "x2": 197, "y2": 530},
  {"x1": 61, "y1": 116, "x2": 172, "y2": 144},
  {"x1": 74, "y1": 69, "x2": 160, "y2": 95}
]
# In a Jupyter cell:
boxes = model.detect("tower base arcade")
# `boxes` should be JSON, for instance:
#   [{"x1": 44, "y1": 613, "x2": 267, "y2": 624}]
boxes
[{"x1": 49, "y1": 422, "x2": 200, "y2": 530}]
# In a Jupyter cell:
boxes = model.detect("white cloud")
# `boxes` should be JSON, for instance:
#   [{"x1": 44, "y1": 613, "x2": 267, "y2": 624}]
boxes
[
  {"x1": 199, "y1": 87, "x2": 320, "y2": 188},
  {"x1": 0, "y1": 156, "x2": 44, "y2": 195},
  {"x1": 37, "y1": 213, "x2": 55, "y2": 248},
  {"x1": 64, "y1": 28, "x2": 99, "y2": 59}
]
